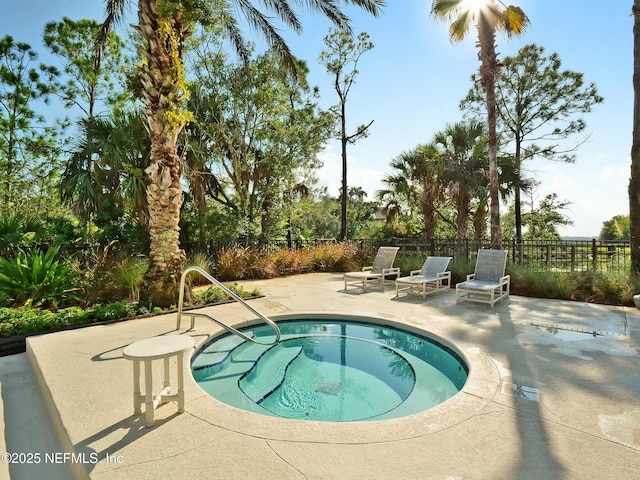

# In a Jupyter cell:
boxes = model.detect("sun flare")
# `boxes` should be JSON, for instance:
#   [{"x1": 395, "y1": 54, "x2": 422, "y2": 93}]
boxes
[{"x1": 460, "y1": 0, "x2": 489, "y2": 14}]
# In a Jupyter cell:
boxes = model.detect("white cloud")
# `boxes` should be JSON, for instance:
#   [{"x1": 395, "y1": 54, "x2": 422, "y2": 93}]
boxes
[
  {"x1": 316, "y1": 144, "x2": 386, "y2": 200},
  {"x1": 534, "y1": 162, "x2": 628, "y2": 237}
]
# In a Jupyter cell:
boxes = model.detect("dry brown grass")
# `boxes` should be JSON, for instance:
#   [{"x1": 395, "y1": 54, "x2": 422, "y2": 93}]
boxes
[{"x1": 214, "y1": 243, "x2": 360, "y2": 281}]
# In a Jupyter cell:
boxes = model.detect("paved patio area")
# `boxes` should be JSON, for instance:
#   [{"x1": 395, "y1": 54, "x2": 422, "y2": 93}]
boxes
[{"x1": 2, "y1": 272, "x2": 640, "y2": 479}]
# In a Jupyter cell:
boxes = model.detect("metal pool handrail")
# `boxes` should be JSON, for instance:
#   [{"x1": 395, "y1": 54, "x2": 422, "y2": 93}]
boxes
[{"x1": 176, "y1": 266, "x2": 280, "y2": 345}]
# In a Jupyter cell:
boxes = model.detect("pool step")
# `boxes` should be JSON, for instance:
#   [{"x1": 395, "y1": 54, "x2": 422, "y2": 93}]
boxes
[
  {"x1": 191, "y1": 333, "x2": 253, "y2": 371},
  {"x1": 239, "y1": 344, "x2": 304, "y2": 404}
]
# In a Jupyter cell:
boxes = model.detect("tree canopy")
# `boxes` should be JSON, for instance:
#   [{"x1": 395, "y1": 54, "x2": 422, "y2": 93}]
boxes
[{"x1": 461, "y1": 43, "x2": 602, "y2": 242}]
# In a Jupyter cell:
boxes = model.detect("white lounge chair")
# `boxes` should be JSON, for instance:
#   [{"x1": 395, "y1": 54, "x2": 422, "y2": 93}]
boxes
[
  {"x1": 395, "y1": 256, "x2": 452, "y2": 299},
  {"x1": 456, "y1": 249, "x2": 510, "y2": 308},
  {"x1": 343, "y1": 246, "x2": 400, "y2": 293}
]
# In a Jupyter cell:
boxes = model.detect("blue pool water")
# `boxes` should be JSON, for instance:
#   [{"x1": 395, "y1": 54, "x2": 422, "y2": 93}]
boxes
[{"x1": 191, "y1": 319, "x2": 468, "y2": 422}]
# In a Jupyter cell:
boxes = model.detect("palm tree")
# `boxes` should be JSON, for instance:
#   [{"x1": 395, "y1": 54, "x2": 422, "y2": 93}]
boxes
[
  {"x1": 61, "y1": 109, "x2": 149, "y2": 228},
  {"x1": 431, "y1": 0, "x2": 529, "y2": 248},
  {"x1": 377, "y1": 145, "x2": 443, "y2": 238},
  {"x1": 97, "y1": 0, "x2": 385, "y2": 306},
  {"x1": 433, "y1": 121, "x2": 487, "y2": 238}
]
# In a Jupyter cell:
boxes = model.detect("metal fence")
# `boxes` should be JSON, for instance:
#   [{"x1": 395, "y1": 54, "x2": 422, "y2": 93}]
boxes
[
  {"x1": 192, "y1": 237, "x2": 630, "y2": 272},
  {"x1": 196, "y1": 238, "x2": 339, "y2": 256},
  {"x1": 357, "y1": 238, "x2": 630, "y2": 272}
]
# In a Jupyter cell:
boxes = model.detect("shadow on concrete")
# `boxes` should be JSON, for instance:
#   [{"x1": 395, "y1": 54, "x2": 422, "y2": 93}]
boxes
[
  {"x1": 429, "y1": 294, "x2": 640, "y2": 478},
  {"x1": 496, "y1": 305, "x2": 565, "y2": 479},
  {"x1": 73, "y1": 412, "x2": 180, "y2": 476},
  {"x1": 426, "y1": 298, "x2": 567, "y2": 478}
]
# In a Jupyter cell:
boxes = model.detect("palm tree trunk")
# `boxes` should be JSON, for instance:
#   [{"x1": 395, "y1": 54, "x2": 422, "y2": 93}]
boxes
[
  {"x1": 144, "y1": 149, "x2": 186, "y2": 305},
  {"x1": 185, "y1": 163, "x2": 208, "y2": 253},
  {"x1": 478, "y1": 20, "x2": 501, "y2": 249},
  {"x1": 473, "y1": 199, "x2": 488, "y2": 240},
  {"x1": 631, "y1": 0, "x2": 640, "y2": 273},
  {"x1": 421, "y1": 190, "x2": 436, "y2": 239},
  {"x1": 456, "y1": 190, "x2": 470, "y2": 238},
  {"x1": 136, "y1": 0, "x2": 191, "y2": 306}
]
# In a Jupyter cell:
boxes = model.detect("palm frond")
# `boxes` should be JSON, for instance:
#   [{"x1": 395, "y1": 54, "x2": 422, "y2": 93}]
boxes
[
  {"x1": 224, "y1": 0, "x2": 384, "y2": 76},
  {"x1": 433, "y1": 1, "x2": 528, "y2": 42},
  {"x1": 449, "y1": 11, "x2": 473, "y2": 41},
  {"x1": 257, "y1": 0, "x2": 303, "y2": 32},
  {"x1": 305, "y1": 0, "x2": 351, "y2": 29},
  {"x1": 431, "y1": 0, "x2": 465, "y2": 16},
  {"x1": 96, "y1": 0, "x2": 129, "y2": 68},
  {"x1": 343, "y1": 0, "x2": 386, "y2": 18},
  {"x1": 501, "y1": 5, "x2": 530, "y2": 37},
  {"x1": 234, "y1": 0, "x2": 296, "y2": 73}
]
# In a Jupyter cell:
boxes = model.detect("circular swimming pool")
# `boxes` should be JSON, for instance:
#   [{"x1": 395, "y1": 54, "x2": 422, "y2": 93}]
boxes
[{"x1": 191, "y1": 317, "x2": 468, "y2": 422}]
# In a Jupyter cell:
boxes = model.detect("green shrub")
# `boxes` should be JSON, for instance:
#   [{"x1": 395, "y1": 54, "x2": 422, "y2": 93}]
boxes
[
  {"x1": 193, "y1": 283, "x2": 260, "y2": 305},
  {"x1": 89, "y1": 301, "x2": 149, "y2": 322},
  {"x1": 571, "y1": 269, "x2": 638, "y2": 305},
  {"x1": 0, "y1": 213, "x2": 47, "y2": 258},
  {"x1": 505, "y1": 264, "x2": 640, "y2": 305},
  {"x1": 82, "y1": 255, "x2": 148, "y2": 305},
  {"x1": 613, "y1": 271, "x2": 640, "y2": 305},
  {"x1": 0, "y1": 246, "x2": 82, "y2": 309},
  {"x1": 393, "y1": 254, "x2": 426, "y2": 276},
  {"x1": 0, "y1": 307, "x2": 89, "y2": 337},
  {"x1": 109, "y1": 257, "x2": 148, "y2": 302},
  {"x1": 186, "y1": 253, "x2": 214, "y2": 286},
  {"x1": 448, "y1": 257, "x2": 477, "y2": 285},
  {"x1": 0, "y1": 301, "x2": 159, "y2": 338},
  {"x1": 509, "y1": 267, "x2": 576, "y2": 300}
]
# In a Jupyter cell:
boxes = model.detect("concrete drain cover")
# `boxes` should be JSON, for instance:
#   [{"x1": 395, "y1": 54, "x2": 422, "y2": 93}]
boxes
[{"x1": 315, "y1": 379, "x2": 342, "y2": 396}]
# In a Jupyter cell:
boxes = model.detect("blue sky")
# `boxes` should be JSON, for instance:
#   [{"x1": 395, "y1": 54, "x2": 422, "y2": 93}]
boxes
[{"x1": 1, "y1": 0, "x2": 632, "y2": 237}]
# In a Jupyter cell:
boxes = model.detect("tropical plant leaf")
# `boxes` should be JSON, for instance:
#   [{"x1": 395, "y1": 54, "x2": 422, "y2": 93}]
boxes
[{"x1": 0, "y1": 246, "x2": 82, "y2": 309}]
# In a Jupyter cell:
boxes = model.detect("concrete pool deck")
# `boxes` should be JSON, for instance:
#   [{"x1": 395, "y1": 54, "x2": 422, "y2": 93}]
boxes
[{"x1": 2, "y1": 272, "x2": 640, "y2": 479}]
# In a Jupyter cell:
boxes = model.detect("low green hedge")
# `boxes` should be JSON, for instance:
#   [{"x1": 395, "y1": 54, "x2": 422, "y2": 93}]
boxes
[
  {"x1": 0, "y1": 303, "x2": 154, "y2": 338},
  {"x1": 0, "y1": 307, "x2": 89, "y2": 337},
  {"x1": 0, "y1": 284, "x2": 261, "y2": 338}
]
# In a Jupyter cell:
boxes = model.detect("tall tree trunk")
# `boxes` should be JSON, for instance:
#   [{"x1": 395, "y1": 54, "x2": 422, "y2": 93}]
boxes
[
  {"x1": 456, "y1": 190, "x2": 470, "y2": 239},
  {"x1": 188, "y1": 165, "x2": 208, "y2": 253},
  {"x1": 340, "y1": 101, "x2": 348, "y2": 240},
  {"x1": 514, "y1": 136, "x2": 523, "y2": 243},
  {"x1": 421, "y1": 188, "x2": 437, "y2": 239},
  {"x1": 136, "y1": 0, "x2": 191, "y2": 306},
  {"x1": 478, "y1": 20, "x2": 501, "y2": 249},
  {"x1": 473, "y1": 199, "x2": 488, "y2": 240},
  {"x1": 631, "y1": 1, "x2": 640, "y2": 273}
]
